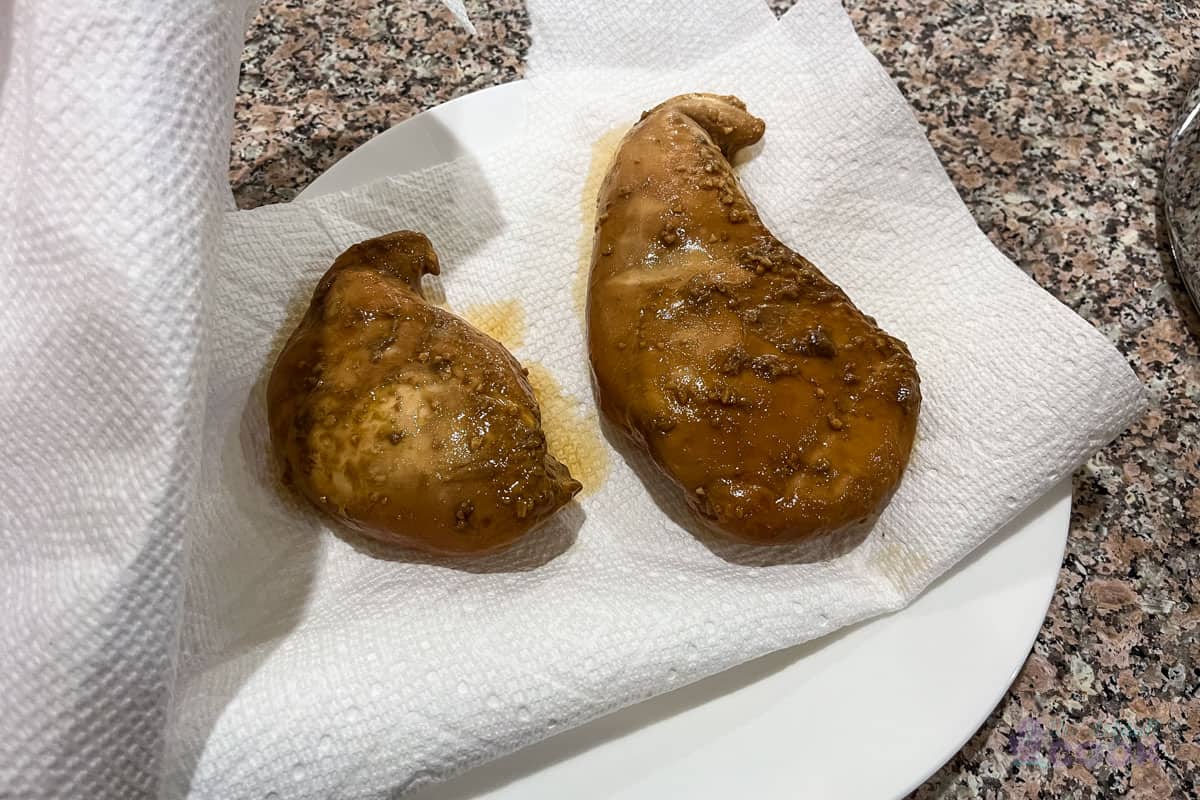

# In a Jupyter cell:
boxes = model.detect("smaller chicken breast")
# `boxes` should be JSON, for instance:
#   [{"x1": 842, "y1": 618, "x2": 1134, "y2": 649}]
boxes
[{"x1": 268, "y1": 231, "x2": 581, "y2": 555}]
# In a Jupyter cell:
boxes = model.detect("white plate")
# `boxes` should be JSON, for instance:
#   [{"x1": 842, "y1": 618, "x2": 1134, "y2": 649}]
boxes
[{"x1": 298, "y1": 80, "x2": 1070, "y2": 800}]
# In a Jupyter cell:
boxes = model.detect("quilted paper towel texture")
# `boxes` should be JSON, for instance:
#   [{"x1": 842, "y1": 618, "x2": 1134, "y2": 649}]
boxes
[
  {"x1": 0, "y1": 1, "x2": 252, "y2": 798},
  {"x1": 170, "y1": 1, "x2": 1143, "y2": 798}
]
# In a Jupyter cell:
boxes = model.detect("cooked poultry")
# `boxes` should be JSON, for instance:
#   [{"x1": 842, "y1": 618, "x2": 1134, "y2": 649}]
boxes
[
  {"x1": 268, "y1": 231, "x2": 581, "y2": 555},
  {"x1": 587, "y1": 94, "x2": 920, "y2": 545}
]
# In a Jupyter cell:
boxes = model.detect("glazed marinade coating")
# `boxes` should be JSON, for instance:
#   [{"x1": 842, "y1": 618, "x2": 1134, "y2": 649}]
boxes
[
  {"x1": 587, "y1": 94, "x2": 921, "y2": 544},
  {"x1": 269, "y1": 231, "x2": 580, "y2": 555}
]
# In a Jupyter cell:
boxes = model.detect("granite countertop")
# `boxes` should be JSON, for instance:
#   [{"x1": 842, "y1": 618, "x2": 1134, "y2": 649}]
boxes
[{"x1": 231, "y1": 1, "x2": 1199, "y2": 796}]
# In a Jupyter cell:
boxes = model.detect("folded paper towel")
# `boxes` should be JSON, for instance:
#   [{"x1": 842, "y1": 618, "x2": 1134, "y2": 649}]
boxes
[
  {"x1": 1, "y1": 1, "x2": 1144, "y2": 798},
  {"x1": 168, "y1": 1, "x2": 1143, "y2": 797},
  {"x1": 0, "y1": 1, "x2": 252, "y2": 798}
]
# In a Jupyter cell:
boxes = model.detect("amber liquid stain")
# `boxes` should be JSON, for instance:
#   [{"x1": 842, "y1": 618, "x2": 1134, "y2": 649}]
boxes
[
  {"x1": 865, "y1": 539, "x2": 929, "y2": 595},
  {"x1": 462, "y1": 299, "x2": 526, "y2": 350},
  {"x1": 525, "y1": 363, "x2": 609, "y2": 496},
  {"x1": 462, "y1": 300, "x2": 608, "y2": 495},
  {"x1": 575, "y1": 126, "x2": 631, "y2": 320}
]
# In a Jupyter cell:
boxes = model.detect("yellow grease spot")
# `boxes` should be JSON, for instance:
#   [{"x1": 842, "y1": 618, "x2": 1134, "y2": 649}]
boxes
[
  {"x1": 575, "y1": 125, "x2": 631, "y2": 318},
  {"x1": 865, "y1": 539, "x2": 930, "y2": 595},
  {"x1": 461, "y1": 299, "x2": 526, "y2": 349},
  {"x1": 524, "y1": 363, "x2": 609, "y2": 496}
]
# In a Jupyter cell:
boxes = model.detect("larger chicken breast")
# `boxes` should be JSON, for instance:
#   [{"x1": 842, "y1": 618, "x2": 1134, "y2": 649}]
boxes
[{"x1": 587, "y1": 94, "x2": 921, "y2": 545}]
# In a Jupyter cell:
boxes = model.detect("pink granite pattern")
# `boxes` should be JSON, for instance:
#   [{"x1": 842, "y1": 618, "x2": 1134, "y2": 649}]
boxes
[{"x1": 231, "y1": 1, "x2": 1199, "y2": 796}]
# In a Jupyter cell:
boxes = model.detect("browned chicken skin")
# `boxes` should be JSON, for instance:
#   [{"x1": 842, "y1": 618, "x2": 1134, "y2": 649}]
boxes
[
  {"x1": 268, "y1": 231, "x2": 581, "y2": 555},
  {"x1": 587, "y1": 94, "x2": 921, "y2": 545}
]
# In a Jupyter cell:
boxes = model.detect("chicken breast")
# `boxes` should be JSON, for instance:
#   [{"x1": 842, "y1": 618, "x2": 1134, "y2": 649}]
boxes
[
  {"x1": 268, "y1": 231, "x2": 581, "y2": 555},
  {"x1": 587, "y1": 94, "x2": 920, "y2": 545}
]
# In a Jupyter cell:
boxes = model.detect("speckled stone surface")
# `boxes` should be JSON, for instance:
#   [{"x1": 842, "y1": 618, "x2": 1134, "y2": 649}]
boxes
[{"x1": 231, "y1": 1, "x2": 1199, "y2": 796}]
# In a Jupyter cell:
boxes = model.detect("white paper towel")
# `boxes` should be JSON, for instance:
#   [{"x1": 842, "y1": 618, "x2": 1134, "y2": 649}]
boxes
[
  {"x1": 0, "y1": 1, "x2": 1145, "y2": 799},
  {"x1": 169, "y1": 0, "x2": 1145, "y2": 797},
  {"x1": 0, "y1": 1, "x2": 251, "y2": 798}
]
